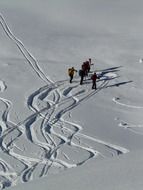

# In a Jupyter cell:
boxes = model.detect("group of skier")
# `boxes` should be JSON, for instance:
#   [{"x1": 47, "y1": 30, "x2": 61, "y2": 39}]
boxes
[{"x1": 68, "y1": 58, "x2": 99, "y2": 90}]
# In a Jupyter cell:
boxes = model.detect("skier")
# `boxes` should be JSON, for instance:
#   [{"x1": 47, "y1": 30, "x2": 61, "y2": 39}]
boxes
[
  {"x1": 79, "y1": 69, "x2": 85, "y2": 85},
  {"x1": 89, "y1": 58, "x2": 91, "y2": 65},
  {"x1": 85, "y1": 61, "x2": 90, "y2": 74},
  {"x1": 82, "y1": 62, "x2": 88, "y2": 76},
  {"x1": 88, "y1": 58, "x2": 91, "y2": 72},
  {"x1": 88, "y1": 58, "x2": 94, "y2": 72},
  {"x1": 91, "y1": 72, "x2": 99, "y2": 89},
  {"x1": 68, "y1": 67, "x2": 77, "y2": 83}
]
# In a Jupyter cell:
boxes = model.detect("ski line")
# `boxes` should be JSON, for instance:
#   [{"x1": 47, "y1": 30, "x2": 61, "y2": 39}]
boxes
[
  {"x1": 0, "y1": 13, "x2": 53, "y2": 85},
  {"x1": 0, "y1": 13, "x2": 130, "y2": 189},
  {"x1": 25, "y1": 80, "x2": 101, "y2": 167},
  {"x1": 113, "y1": 97, "x2": 143, "y2": 109}
]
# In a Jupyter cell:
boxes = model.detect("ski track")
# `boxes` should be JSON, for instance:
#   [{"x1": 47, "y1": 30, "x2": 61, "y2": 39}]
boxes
[
  {"x1": 113, "y1": 97, "x2": 143, "y2": 135},
  {"x1": 0, "y1": 13, "x2": 129, "y2": 189},
  {"x1": 118, "y1": 119, "x2": 143, "y2": 135},
  {"x1": 113, "y1": 97, "x2": 143, "y2": 109},
  {"x1": 0, "y1": 14, "x2": 53, "y2": 85}
]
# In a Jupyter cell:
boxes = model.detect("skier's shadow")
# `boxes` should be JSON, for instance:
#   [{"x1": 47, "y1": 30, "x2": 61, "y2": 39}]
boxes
[
  {"x1": 99, "y1": 66, "x2": 133, "y2": 88},
  {"x1": 86, "y1": 66, "x2": 122, "y2": 83},
  {"x1": 84, "y1": 76, "x2": 119, "y2": 84},
  {"x1": 106, "y1": 80, "x2": 133, "y2": 88},
  {"x1": 99, "y1": 66, "x2": 122, "y2": 72},
  {"x1": 97, "y1": 66, "x2": 122, "y2": 78},
  {"x1": 96, "y1": 65, "x2": 125, "y2": 84},
  {"x1": 84, "y1": 66, "x2": 133, "y2": 88},
  {"x1": 97, "y1": 66, "x2": 133, "y2": 88}
]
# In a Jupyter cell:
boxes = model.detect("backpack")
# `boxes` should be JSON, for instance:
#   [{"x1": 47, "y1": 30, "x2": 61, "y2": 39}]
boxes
[
  {"x1": 91, "y1": 73, "x2": 97, "y2": 81},
  {"x1": 78, "y1": 69, "x2": 82, "y2": 76},
  {"x1": 68, "y1": 68, "x2": 72, "y2": 76}
]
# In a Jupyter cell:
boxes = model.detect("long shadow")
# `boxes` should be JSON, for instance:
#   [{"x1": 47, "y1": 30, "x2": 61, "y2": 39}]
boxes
[
  {"x1": 102, "y1": 69, "x2": 120, "y2": 73},
  {"x1": 106, "y1": 80, "x2": 133, "y2": 88},
  {"x1": 88, "y1": 65, "x2": 122, "y2": 78},
  {"x1": 82, "y1": 65, "x2": 133, "y2": 90},
  {"x1": 98, "y1": 76, "x2": 119, "y2": 82},
  {"x1": 84, "y1": 76, "x2": 119, "y2": 84},
  {"x1": 91, "y1": 65, "x2": 121, "y2": 73},
  {"x1": 97, "y1": 70, "x2": 120, "y2": 79},
  {"x1": 99, "y1": 66, "x2": 122, "y2": 72},
  {"x1": 84, "y1": 67, "x2": 121, "y2": 84}
]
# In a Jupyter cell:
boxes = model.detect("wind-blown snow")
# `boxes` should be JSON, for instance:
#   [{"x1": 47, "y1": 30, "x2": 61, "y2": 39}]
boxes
[{"x1": 0, "y1": 0, "x2": 143, "y2": 190}]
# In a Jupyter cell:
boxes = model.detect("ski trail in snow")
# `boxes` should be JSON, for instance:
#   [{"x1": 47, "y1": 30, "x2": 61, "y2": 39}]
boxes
[
  {"x1": 113, "y1": 97, "x2": 143, "y2": 135},
  {"x1": 10, "y1": 73, "x2": 128, "y2": 183},
  {"x1": 76, "y1": 132, "x2": 129, "y2": 154},
  {"x1": 27, "y1": 78, "x2": 128, "y2": 160},
  {"x1": 117, "y1": 118, "x2": 143, "y2": 135},
  {"x1": 113, "y1": 97, "x2": 143, "y2": 109},
  {"x1": 24, "y1": 80, "x2": 98, "y2": 171},
  {"x1": 0, "y1": 98, "x2": 30, "y2": 188},
  {"x1": 0, "y1": 71, "x2": 129, "y2": 187},
  {"x1": 0, "y1": 97, "x2": 12, "y2": 133},
  {"x1": 0, "y1": 13, "x2": 130, "y2": 189},
  {"x1": 0, "y1": 14, "x2": 53, "y2": 85},
  {"x1": 0, "y1": 96, "x2": 48, "y2": 186}
]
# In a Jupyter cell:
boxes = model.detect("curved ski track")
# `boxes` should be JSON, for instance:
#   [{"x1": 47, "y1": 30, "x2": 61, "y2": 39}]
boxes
[
  {"x1": 0, "y1": 13, "x2": 129, "y2": 189},
  {"x1": 113, "y1": 97, "x2": 143, "y2": 135}
]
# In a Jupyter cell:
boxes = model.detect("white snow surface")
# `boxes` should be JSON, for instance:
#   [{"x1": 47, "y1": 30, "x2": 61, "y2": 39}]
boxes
[{"x1": 0, "y1": 0, "x2": 142, "y2": 189}]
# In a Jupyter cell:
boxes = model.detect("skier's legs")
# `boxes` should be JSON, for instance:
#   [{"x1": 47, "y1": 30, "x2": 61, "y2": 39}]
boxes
[
  {"x1": 80, "y1": 75, "x2": 84, "y2": 85},
  {"x1": 92, "y1": 81, "x2": 96, "y2": 89},
  {"x1": 70, "y1": 74, "x2": 73, "y2": 83}
]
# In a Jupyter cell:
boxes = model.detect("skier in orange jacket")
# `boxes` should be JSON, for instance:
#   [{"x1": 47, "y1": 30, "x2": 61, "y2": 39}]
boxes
[{"x1": 68, "y1": 67, "x2": 77, "y2": 83}]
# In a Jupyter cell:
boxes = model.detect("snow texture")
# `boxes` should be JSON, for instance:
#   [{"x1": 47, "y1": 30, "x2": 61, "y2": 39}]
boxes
[{"x1": 0, "y1": 0, "x2": 142, "y2": 190}]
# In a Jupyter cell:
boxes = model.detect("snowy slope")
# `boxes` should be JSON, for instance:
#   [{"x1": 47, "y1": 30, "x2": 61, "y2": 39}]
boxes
[
  {"x1": 9, "y1": 150, "x2": 143, "y2": 190},
  {"x1": 0, "y1": 0, "x2": 143, "y2": 189}
]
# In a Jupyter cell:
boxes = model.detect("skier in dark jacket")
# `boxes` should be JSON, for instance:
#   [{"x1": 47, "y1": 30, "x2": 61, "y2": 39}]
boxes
[
  {"x1": 91, "y1": 72, "x2": 99, "y2": 89},
  {"x1": 79, "y1": 69, "x2": 85, "y2": 85}
]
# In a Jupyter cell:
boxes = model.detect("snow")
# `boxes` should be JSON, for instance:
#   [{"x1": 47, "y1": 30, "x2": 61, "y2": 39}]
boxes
[{"x1": 0, "y1": 0, "x2": 142, "y2": 189}]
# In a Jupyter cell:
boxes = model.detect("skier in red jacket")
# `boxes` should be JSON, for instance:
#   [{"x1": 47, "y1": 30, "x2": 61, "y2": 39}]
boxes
[{"x1": 91, "y1": 72, "x2": 99, "y2": 89}]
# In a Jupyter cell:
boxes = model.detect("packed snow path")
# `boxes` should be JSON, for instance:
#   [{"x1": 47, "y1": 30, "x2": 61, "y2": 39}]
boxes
[{"x1": 0, "y1": 14, "x2": 129, "y2": 189}]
